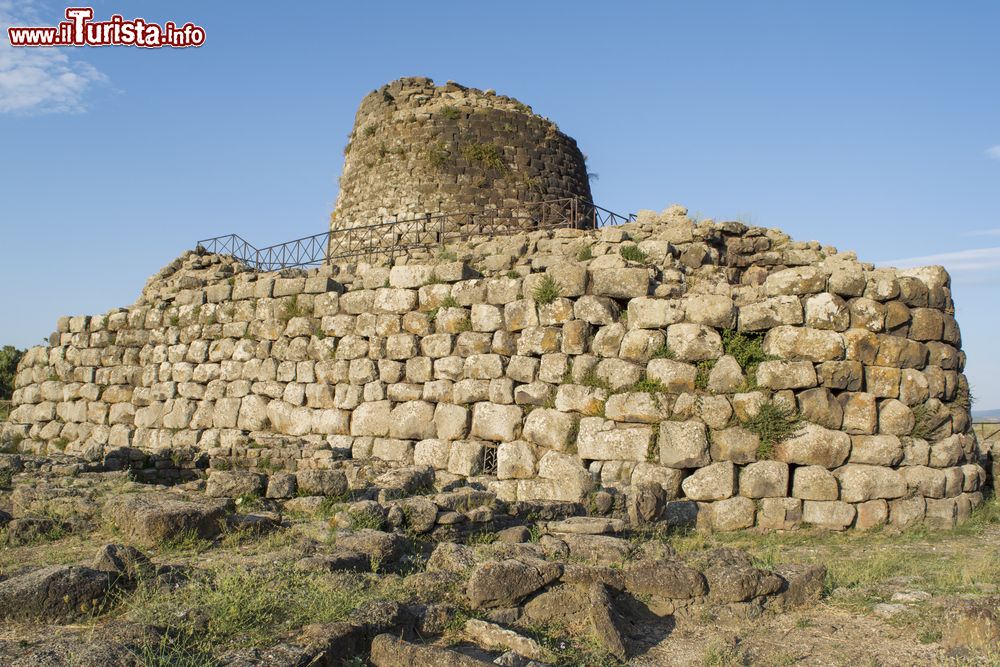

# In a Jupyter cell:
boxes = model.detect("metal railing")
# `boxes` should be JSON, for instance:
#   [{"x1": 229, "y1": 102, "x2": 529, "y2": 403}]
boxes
[{"x1": 197, "y1": 197, "x2": 634, "y2": 271}]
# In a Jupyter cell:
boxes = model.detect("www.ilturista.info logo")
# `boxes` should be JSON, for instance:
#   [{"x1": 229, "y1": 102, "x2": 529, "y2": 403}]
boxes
[{"x1": 7, "y1": 7, "x2": 205, "y2": 48}]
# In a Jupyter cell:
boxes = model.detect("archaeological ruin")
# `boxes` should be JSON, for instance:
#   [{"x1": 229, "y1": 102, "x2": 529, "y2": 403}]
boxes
[{"x1": 2, "y1": 77, "x2": 993, "y2": 535}]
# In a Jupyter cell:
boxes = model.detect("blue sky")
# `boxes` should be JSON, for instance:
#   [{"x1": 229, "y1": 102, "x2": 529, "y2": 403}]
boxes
[{"x1": 2, "y1": 1, "x2": 999, "y2": 410}]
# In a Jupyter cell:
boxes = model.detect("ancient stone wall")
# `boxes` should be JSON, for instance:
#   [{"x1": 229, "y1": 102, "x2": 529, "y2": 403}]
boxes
[
  {"x1": 3, "y1": 207, "x2": 991, "y2": 531},
  {"x1": 331, "y1": 77, "x2": 592, "y2": 231}
]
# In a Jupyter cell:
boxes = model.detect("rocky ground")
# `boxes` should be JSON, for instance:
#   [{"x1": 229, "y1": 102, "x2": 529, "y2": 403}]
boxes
[{"x1": 0, "y1": 448, "x2": 997, "y2": 667}]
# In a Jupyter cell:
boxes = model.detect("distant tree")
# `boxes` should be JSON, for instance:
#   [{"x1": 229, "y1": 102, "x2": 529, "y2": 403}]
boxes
[{"x1": 0, "y1": 346, "x2": 25, "y2": 400}]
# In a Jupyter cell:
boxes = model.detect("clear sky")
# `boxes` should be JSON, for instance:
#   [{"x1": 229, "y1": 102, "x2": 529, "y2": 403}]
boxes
[{"x1": 2, "y1": 1, "x2": 999, "y2": 410}]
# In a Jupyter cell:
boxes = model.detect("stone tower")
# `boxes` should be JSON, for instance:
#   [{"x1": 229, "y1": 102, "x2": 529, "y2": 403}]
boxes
[{"x1": 331, "y1": 77, "x2": 593, "y2": 234}]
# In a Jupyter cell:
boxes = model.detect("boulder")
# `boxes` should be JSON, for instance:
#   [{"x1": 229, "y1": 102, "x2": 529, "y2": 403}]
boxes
[
  {"x1": 370, "y1": 634, "x2": 494, "y2": 667},
  {"x1": 466, "y1": 559, "x2": 562, "y2": 608},
  {"x1": 104, "y1": 493, "x2": 228, "y2": 547},
  {"x1": 205, "y1": 470, "x2": 265, "y2": 498},
  {"x1": 589, "y1": 583, "x2": 630, "y2": 661},
  {"x1": 0, "y1": 565, "x2": 117, "y2": 621},
  {"x1": 624, "y1": 561, "x2": 707, "y2": 598}
]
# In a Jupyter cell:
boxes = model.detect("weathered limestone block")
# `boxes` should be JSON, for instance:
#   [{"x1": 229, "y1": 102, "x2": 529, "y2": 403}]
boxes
[
  {"x1": 774, "y1": 423, "x2": 850, "y2": 468},
  {"x1": 738, "y1": 296, "x2": 803, "y2": 331},
  {"x1": 388, "y1": 401, "x2": 437, "y2": 440},
  {"x1": 577, "y1": 417, "x2": 646, "y2": 461},
  {"x1": 706, "y1": 355, "x2": 745, "y2": 393},
  {"x1": 414, "y1": 438, "x2": 451, "y2": 469},
  {"x1": 902, "y1": 465, "x2": 947, "y2": 498},
  {"x1": 801, "y1": 500, "x2": 856, "y2": 530},
  {"x1": 878, "y1": 399, "x2": 914, "y2": 435},
  {"x1": 448, "y1": 440, "x2": 485, "y2": 476},
  {"x1": 833, "y1": 465, "x2": 907, "y2": 502},
  {"x1": 433, "y1": 403, "x2": 469, "y2": 441},
  {"x1": 796, "y1": 387, "x2": 843, "y2": 429},
  {"x1": 555, "y1": 385, "x2": 607, "y2": 416},
  {"x1": 627, "y1": 297, "x2": 683, "y2": 329},
  {"x1": 756, "y1": 360, "x2": 816, "y2": 390},
  {"x1": 709, "y1": 426, "x2": 759, "y2": 464},
  {"x1": 470, "y1": 403, "x2": 523, "y2": 442},
  {"x1": 763, "y1": 326, "x2": 844, "y2": 362},
  {"x1": 848, "y1": 435, "x2": 903, "y2": 466},
  {"x1": 619, "y1": 329, "x2": 666, "y2": 363},
  {"x1": 659, "y1": 420, "x2": 710, "y2": 468},
  {"x1": 665, "y1": 323, "x2": 723, "y2": 361},
  {"x1": 592, "y1": 323, "x2": 626, "y2": 358},
  {"x1": 595, "y1": 359, "x2": 644, "y2": 392},
  {"x1": 804, "y1": 293, "x2": 850, "y2": 331},
  {"x1": 630, "y1": 463, "x2": 685, "y2": 498},
  {"x1": 645, "y1": 359, "x2": 697, "y2": 393},
  {"x1": 739, "y1": 461, "x2": 789, "y2": 498},
  {"x1": 764, "y1": 267, "x2": 828, "y2": 296},
  {"x1": 682, "y1": 461, "x2": 736, "y2": 501},
  {"x1": 350, "y1": 400, "x2": 392, "y2": 437},
  {"x1": 685, "y1": 294, "x2": 736, "y2": 329},
  {"x1": 523, "y1": 408, "x2": 579, "y2": 450},
  {"x1": 605, "y1": 392, "x2": 668, "y2": 423},
  {"x1": 574, "y1": 295, "x2": 619, "y2": 325},
  {"x1": 503, "y1": 300, "x2": 538, "y2": 331},
  {"x1": 374, "y1": 288, "x2": 418, "y2": 314},
  {"x1": 590, "y1": 268, "x2": 649, "y2": 299},
  {"x1": 839, "y1": 392, "x2": 878, "y2": 434},
  {"x1": 497, "y1": 440, "x2": 536, "y2": 480}
]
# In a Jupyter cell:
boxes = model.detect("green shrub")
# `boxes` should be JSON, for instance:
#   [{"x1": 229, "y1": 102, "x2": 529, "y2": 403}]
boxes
[
  {"x1": 741, "y1": 401, "x2": 801, "y2": 459},
  {"x1": 576, "y1": 246, "x2": 594, "y2": 262},
  {"x1": 506, "y1": 270, "x2": 521, "y2": 279},
  {"x1": 619, "y1": 244, "x2": 648, "y2": 264},
  {"x1": 721, "y1": 329, "x2": 771, "y2": 377},
  {"x1": 532, "y1": 275, "x2": 563, "y2": 305},
  {"x1": 439, "y1": 105, "x2": 462, "y2": 120},
  {"x1": 440, "y1": 296, "x2": 458, "y2": 309},
  {"x1": 650, "y1": 342, "x2": 675, "y2": 360}
]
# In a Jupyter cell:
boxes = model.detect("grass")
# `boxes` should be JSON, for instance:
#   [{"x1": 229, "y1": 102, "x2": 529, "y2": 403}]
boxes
[
  {"x1": 619, "y1": 244, "x2": 648, "y2": 264},
  {"x1": 630, "y1": 375, "x2": 667, "y2": 394},
  {"x1": 668, "y1": 497, "x2": 1000, "y2": 608},
  {"x1": 439, "y1": 105, "x2": 462, "y2": 120},
  {"x1": 650, "y1": 342, "x2": 675, "y2": 360},
  {"x1": 427, "y1": 141, "x2": 449, "y2": 168},
  {"x1": 721, "y1": 329, "x2": 771, "y2": 378},
  {"x1": 131, "y1": 633, "x2": 216, "y2": 667},
  {"x1": 157, "y1": 528, "x2": 214, "y2": 555},
  {"x1": 576, "y1": 246, "x2": 594, "y2": 261},
  {"x1": 122, "y1": 564, "x2": 374, "y2": 650},
  {"x1": 532, "y1": 274, "x2": 563, "y2": 305},
  {"x1": 278, "y1": 295, "x2": 309, "y2": 323},
  {"x1": 460, "y1": 142, "x2": 507, "y2": 172},
  {"x1": 695, "y1": 359, "x2": 716, "y2": 390},
  {"x1": 740, "y1": 400, "x2": 800, "y2": 459}
]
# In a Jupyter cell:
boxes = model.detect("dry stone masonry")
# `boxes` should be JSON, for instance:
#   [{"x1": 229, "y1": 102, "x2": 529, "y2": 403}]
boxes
[
  {"x1": 4, "y1": 205, "x2": 990, "y2": 533},
  {"x1": 332, "y1": 77, "x2": 592, "y2": 231}
]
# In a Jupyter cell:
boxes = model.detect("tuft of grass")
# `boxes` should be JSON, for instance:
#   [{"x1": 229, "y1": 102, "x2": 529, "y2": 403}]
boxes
[
  {"x1": 506, "y1": 270, "x2": 521, "y2": 279},
  {"x1": 650, "y1": 342, "x2": 675, "y2": 360},
  {"x1": 157, "y1": 528, "x2": 213, "y2": 555},
  {"x1": 124, "y1": 565, "x2": 370, "y2": 650},
  {"x1": 460, "y1": 142, "x2": 507, "y2": 172},
  {"x1": 619, "y1": 244, "x2": 648, "y2": 264},
  {"x1": 279, "y1": 295, "x2": 308, "y2": 324},
  {"x1": 579, "y1": 368, "x2": 611, "y2": 392},
  {"x1": 441, "y1": 296, "x2": 458, "y2": 309},
  {"x1": 695, "y1": 359, "x2": 716, "y2": 390},
  {"x1": 721, "y1": 329, "x2": 771, "y2": 377},
  {"x1": 131, "y1": 633, "x2": 216, "y2": 667},
  {"x1": 439, "y1": 105, "x2": 462, "y2": 120},
  {"x1": 437, "y1": 249, "x2": 458, "y2": 262},
  {"x1": 532, "y1": 275, "x2": 563, "y2": 305},
  {"x1": 576, "y1": 246, "x2": 594, "y2": 262},
  {"x1": 426, "y1": 141, "x2": 449, "y2": 168},
  {"x1": 629, "y1": 375, "x2": 666, "y2": 394},
  {"x1": 742, "y1": 400, "x2": 800, "y2": 459}
]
